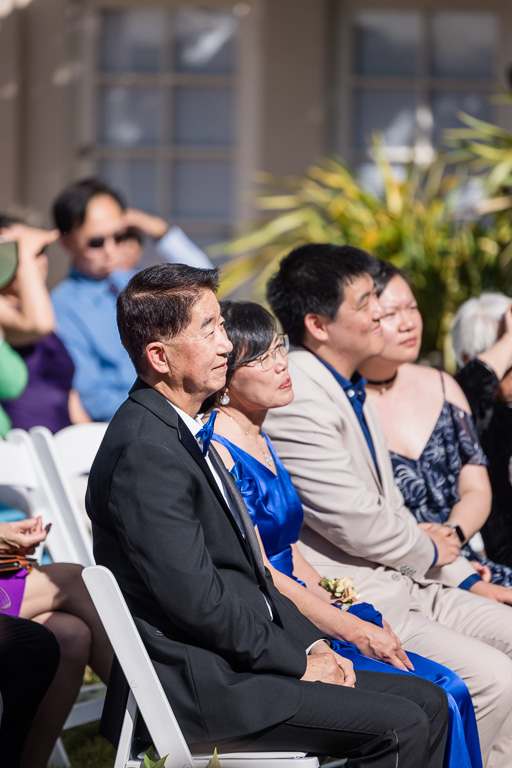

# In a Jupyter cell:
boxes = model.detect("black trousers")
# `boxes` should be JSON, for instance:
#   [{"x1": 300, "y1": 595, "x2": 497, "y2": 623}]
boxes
[
  {"x1": 197, "y1": 670, "x2": 449, "y2": 768},
  {"x1": 0, "y1": 614, "x2": 60, "y2": 767}
]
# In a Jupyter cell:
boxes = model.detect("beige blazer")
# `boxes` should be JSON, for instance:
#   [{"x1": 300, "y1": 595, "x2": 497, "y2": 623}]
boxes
[{"x1": 264, "y1": 349, "x2": 475, "y2": 627}]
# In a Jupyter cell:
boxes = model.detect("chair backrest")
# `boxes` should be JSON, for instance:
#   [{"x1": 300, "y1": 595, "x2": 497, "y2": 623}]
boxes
[
  {"x1": 0, "y1": 430, "x2": 84, "y2": 564},
  {"x1": 82, "y1": 566, "x2": 320, "y2": 768},
  {"x1": 38, "y1": 422, "x2": 108, "y2": 478},
  {"x1": 30, "y1": 424, "x2": 108, "y2": 566},
  {"x1": 82, "y1": 565, "x2": 197, "y2": 768}
]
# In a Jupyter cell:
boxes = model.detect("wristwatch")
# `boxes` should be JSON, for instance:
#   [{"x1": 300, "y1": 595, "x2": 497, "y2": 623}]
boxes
[{"x1": 443, "y1": 522, "x2": 466, "y2": 545}]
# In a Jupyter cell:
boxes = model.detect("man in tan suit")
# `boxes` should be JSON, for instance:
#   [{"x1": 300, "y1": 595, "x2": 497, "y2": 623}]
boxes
[{"x1": 264, "y1": 243, "x2": 512, "y2": 768}]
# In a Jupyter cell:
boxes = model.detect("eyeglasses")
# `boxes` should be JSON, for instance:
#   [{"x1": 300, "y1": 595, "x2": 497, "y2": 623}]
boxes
[
  {"x1": 238, "y1": 335, "x2": 289, "y2": 372},
  {"x1": 86, "y1": 230, "x2": 130, "y2": 249}
]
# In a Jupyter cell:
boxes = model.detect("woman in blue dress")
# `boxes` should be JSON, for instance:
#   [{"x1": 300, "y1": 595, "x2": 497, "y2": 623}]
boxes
[
  {"x1": 358, "y1": 260, "x2": 512, "y2": 591},
  {"x1": 207, "y1": 299, "x2": 482, "y2": 768}
]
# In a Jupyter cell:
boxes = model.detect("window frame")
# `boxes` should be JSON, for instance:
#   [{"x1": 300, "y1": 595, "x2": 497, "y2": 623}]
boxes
[
  {"x1": 333, "y1": 0, "x2": 511, "y2": 168},
  {"x1": 73, "y1": 0, "x2": 262, "y2": 247}
]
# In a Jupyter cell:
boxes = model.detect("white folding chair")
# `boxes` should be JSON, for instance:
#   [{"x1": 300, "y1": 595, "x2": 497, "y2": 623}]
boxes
[
  {"x1": 0, "y1": 430, "x2": 105, "y2": 767},
  {"x1": 82, "y1": 565, "x2": 321, "y2": 768},
  {"x1": 30, "y1": 423, "x2": 109, "y2": 567},
  {"x1": 0, "y1": 429, "x2": 82, "y2": 565}
]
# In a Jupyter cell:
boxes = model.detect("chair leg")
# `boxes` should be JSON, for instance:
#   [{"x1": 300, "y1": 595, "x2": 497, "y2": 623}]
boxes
[
  {"x1": 114, "y1": 691, "x2": 139, "y2": 768},
  {"x1": 48, "y1": 737, "x2": 71, "y2": 767}
]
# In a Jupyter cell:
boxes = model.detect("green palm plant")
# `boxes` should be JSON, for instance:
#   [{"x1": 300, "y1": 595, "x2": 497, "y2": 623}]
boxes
[
  {"x1": 442, "y1": 109, "x2": 512, "y2": 317},
  {"x1": 444, "y1": 110, "x2": 512, "y2": 202},
  {"x1": 216, "y1": 142, "x2": 512, "y2": 355}
]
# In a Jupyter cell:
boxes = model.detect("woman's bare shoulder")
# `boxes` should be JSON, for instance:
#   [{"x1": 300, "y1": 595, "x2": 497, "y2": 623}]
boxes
[
  {"x1": 401, "y1": 362, "x2": 442, "y2": 387},
  {"x1": 398, "y1": 363, "x2": 445, "y2": 405},
  {"x1": 440, "y1": 370, "x2": 472, "y2": 414}
]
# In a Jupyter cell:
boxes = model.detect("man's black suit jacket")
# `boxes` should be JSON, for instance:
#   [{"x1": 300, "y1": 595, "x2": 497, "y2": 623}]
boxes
[{"x1": 87, "y1": 378, "x2": 323, "y2": 745}]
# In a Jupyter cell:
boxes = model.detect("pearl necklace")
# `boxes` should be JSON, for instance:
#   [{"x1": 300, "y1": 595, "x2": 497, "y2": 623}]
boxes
[{"x1": 219, "y1": 409, "x2": 274, "y2": 467}]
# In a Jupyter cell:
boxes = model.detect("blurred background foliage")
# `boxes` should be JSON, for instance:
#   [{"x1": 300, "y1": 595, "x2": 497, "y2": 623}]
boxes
[{"x1": 216, "y1": 110, "x2": 512, "y2": 361}]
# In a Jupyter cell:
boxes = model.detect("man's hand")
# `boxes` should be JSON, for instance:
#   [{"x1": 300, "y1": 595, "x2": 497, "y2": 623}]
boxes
[
  {"x1": 419, "y1": 522, "x2": 461, "y2": 566},
  {"x1": 469, "y1": 580, "x2": 512, "y2": 605},
  {"x1": 302, "y1": 643, "x2": 356, "y2": 687},
  {"x1": 123, "y1": 208, "x2": 169, "y2": 241},
  {"x1": 0, "y1": 517, "x2": 50, "y2": 554}
]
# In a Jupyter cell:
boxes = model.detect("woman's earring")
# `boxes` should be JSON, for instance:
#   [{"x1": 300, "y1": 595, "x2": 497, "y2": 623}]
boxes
[{"x1": 219, "y1": 391, "x2": 230, "y2": 406}]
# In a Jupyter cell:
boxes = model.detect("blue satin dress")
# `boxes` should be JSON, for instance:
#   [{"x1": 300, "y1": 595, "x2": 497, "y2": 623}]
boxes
[{"x1": 212, "y1": 431, "x2": 482, "y2": 768}]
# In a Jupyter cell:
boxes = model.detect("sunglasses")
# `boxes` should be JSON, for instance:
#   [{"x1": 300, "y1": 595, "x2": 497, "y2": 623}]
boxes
[{"x1": 86, "y1": 229, "x2": 131, "y2": 249}]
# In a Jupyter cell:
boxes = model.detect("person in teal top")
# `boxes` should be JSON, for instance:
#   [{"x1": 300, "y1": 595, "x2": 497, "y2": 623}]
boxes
[
  {"x1": 0, "y1": 335, "x2": 28, "y2": 437},
  {"x1": 0, "y1": 237, "x2": 27, "y2": 436}
]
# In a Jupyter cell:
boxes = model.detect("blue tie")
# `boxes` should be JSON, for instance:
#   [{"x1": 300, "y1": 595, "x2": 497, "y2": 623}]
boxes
[{"x1": 196, "y1": 411, "x2": 218, "y2": 456}]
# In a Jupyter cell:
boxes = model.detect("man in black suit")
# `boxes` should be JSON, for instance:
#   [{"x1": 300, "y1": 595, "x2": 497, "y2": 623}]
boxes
[{"x1": 87, "y1": 264, "x2": 448, "y2": 766}]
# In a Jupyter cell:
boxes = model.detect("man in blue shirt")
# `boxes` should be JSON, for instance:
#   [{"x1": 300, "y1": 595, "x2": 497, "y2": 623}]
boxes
[
  {"x1": 51, "y1": 178, "x2": 213, "y2": 421},
  {"x1": 51, "y1": 179, "x2": 136, "y2": 421},
  {"x1": 264, "y1": 243, "x2": 512, "y2": 767}
]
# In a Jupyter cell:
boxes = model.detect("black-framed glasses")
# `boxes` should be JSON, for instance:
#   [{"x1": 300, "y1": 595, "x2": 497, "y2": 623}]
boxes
[
  {"x1": 238, "y1": 334, "x2": 289, "y2": 372},
  {"x1": 86, "y1": 229, "x2": 130, "y2": 249}
]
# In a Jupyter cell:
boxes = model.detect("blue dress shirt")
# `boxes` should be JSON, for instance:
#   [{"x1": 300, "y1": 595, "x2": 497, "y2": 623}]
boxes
[
  {"x1": 313, "y1": 354, "x2": 446, "y2": 570},
  {"x1": 313, "y1": 355, "x2": 379, "y2": 472},
  {"x1": 52, "y1": 267, "x2": 136, "y2": 421},
  {"x1": 137, "y1": 226, "x2": 214, "y2": 271}
]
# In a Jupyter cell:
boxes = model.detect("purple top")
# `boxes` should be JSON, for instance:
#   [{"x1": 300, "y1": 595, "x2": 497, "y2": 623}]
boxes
[{"x1": 2, "y1": 332, "x2": 74, "y2": 433}]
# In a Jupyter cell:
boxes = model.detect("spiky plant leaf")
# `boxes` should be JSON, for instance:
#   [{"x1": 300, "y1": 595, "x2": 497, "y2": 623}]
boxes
[
  {"x1": 144, "y1": 745, "x2": 168, "y2": 767},
  {"x1": 206, "y1": 747, "x2": 222, "y2": 767}
]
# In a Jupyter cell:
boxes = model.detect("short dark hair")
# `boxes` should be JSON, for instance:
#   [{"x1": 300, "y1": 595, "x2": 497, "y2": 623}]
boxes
[
  {"x1": 202, "y1": 300, "x2": 276, "y2": 412},
  {"x1": 366, "y1": 258, "x2": 405, "y2": 297},
  {"x1": 52, "y1": 178, "x2": 126, "y2": 235},
  {"x1": 222, "y1": 300, "x2": 276, "y2": 382},
  {"x1": 266, "y1": 243, "x2": 375, "y2": 345},
  {"x1": 117, "y1": 263, "x2": 219, "y2": 375}
]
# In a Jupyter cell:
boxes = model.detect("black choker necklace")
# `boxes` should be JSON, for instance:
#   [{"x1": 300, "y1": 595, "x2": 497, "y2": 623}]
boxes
[{"x1": 365, "y1": 371, "x2": 398, "y2": 394}]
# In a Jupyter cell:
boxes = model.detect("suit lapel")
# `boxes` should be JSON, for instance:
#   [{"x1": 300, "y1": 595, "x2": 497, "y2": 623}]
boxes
[
  {"x1": 208, "y1": 446, "x2": 267, "y2": 582},
  {"x1": 129, "y1": 380, "x2": 253, "y2": 557},
  {"x1": 208, "y1": 445, "x2": 280, "y2": 623},
  {"x1": 363, "y1": 401, "x2": 393, "y2": 495},
  {"x1": 175, "y1": 418, "x2": 229, "y2": 508},
  {"x1": 297, "y1": 352, "x2": 383, "y2": 490},
  {"x1": 175, "y1": 418, "x2": 257, "y2": 561}
]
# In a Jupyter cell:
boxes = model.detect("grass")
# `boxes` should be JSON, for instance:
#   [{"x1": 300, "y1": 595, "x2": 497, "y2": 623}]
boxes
[{"x1": 58, "y1": 721, "x2": 115, "y2": 768}]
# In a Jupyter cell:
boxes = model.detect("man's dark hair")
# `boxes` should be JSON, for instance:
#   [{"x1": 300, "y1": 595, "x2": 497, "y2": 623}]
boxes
[
  {"x1": 117, "y1": 263, "x2": 219, "y2": 375},
  {"x1": 52, "y1": 178, "x2": 126, "y2": 235},
  {"x1": 266, "y1": 243, "x2": 375, "y2": 345}
]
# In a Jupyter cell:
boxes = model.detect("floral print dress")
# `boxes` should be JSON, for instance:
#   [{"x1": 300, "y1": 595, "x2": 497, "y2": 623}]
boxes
[{"x1": 390, "y1": 374, "x2": 512, "y2": 587}]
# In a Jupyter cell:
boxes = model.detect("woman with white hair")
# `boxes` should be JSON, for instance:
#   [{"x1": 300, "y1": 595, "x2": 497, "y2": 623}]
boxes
[{"x1": 452, "y1": 293, "x2": 512, "y2": 568}]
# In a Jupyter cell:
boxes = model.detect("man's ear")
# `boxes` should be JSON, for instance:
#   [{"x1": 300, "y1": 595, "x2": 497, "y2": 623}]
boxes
[
  {"x1": 145, "y1": 341, "x2": 171, "y2": 375},
  {"x1": 304, "y1": 313, "x2": 330, "y2": 343}
]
